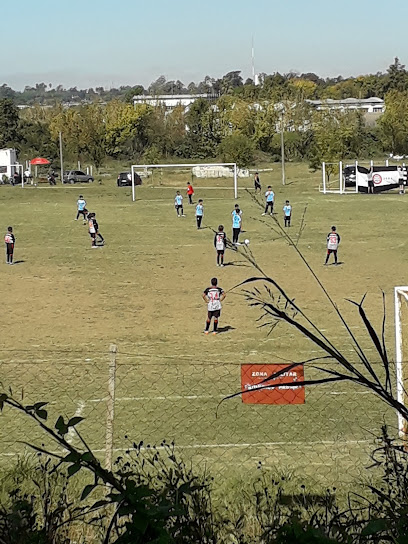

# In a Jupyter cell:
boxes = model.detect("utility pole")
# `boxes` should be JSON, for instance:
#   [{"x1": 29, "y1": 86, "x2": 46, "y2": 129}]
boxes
[
  {"x1": 59, "y1": 132, "x2": 64, "y2": 184},
  {"x1": 281, "y1": 116, "x2": 286, "y2": 186}
]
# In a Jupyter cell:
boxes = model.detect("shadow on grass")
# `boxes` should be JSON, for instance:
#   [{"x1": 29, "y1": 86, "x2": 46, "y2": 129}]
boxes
[
  {"x1": 224, "y1": 261, "x2": 251, "y2": 268},
  {"x1": 217, "y1": 325, "x2": 235, "y2": 334}
]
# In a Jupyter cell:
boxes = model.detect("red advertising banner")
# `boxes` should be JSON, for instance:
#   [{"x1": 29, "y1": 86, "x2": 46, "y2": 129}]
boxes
[{"x1": 241, "y1": 364, "x2": 305, "y2": 405}]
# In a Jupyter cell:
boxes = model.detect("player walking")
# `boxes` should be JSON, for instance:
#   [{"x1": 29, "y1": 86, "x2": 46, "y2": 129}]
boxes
[
  {"x1": 93, "y1": 213, "x2": 105, "y2": 246},
  {"x1": 262, "y1": 186, "x2": 274, "y2": 215},
  {"x1": 254, "y1": 172, "x2": 261, "y2": 193},
  {"x1": 232, "y1": 204, "x2": 243, "y2": 230},
  {"x1": 196, "y1": 199, "x2": 204, "y2": 229},
  {"x1": 76, "y1": 195, "x2": 88, "y2": 223},
  {"x1": 174, "y1": 191, "x2": 185, "y2": 217},
  {"x1": 4, "y1": 226, "x2": 15, "y2": 265},
  {"x1": 202, "y1": 277, "x2": 226, "y2": 335},
  {"x1": 232, "y1": 208, "x2": 242, "y2": 244},
  {"x1": 88, "y1": 213, "x2": 97, "y2": 247},
  {"x1": 214, "y1": 225, "x2": 227, "y2": 267},
  {"x1": 187, "y1": 182, "x2": 194, "y2": 205},
  {"x1": 325, "y1": 226, "x2": 340, "y2": 265},
  {"x1": 283, "y1": 200, "x2": 292, "y2": 227}
]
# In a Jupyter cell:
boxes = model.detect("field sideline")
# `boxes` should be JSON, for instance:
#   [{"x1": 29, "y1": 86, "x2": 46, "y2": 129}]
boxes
[{"x1": 0, "y1": 162, "x2": 404, "y2": 491}]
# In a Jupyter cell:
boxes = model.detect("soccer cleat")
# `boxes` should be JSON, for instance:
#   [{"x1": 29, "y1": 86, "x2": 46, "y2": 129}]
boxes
[
  {"x1": 177, "y1": 215, "x2": 180, "y2": 218},
  {"x1": 220, "y1": 264, "x2": 224, "y2": 267},
  {"x1": 203, "y1": 330, "x2": 209, "y2": 335},
  {"x1": 212, "y1": 331, "x2": 217, "y2": 335},
  {"x1": 270, "y1": 213, "x2": 273, "y2": 215},
  {"x1": 262, "y1": 213, "x2": 266, "y2": 216},
  {"x1": 182, "y1": 214, "x2": 186, "y2": 217}
]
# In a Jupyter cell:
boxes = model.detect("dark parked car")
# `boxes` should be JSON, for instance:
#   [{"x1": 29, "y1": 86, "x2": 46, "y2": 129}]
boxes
[
  {"x1": 63, "y1": 170, "x2": 94, "y2": 184},
  {"x1": 117, "y1": 172, "x2": 142, "y2": 187}
]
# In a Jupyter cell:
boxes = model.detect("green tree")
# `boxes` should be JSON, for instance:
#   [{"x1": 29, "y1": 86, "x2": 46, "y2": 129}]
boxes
[
  {"x1": 0, "y1": 99, "x2": 21, "y2": 149},
  {"x1": 378, "y1": 90, "x2": 408, "y2": 154},
  {"x1": 218, "y1": 132, "x2": 255, "y2": 167}
]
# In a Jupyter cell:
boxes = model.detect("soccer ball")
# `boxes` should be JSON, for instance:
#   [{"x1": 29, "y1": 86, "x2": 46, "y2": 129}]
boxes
[{"x1": 244, "y1": 239, "x2": 250, "y2": 245}]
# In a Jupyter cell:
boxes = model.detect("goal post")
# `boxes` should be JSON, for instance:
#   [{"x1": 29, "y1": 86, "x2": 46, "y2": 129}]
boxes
[
  {"x1": 395, "y1": 286, "x2": 408, "y2": 438},
  {"x1": 130, "y1": 163, "x2": 238, "y2": 202}
]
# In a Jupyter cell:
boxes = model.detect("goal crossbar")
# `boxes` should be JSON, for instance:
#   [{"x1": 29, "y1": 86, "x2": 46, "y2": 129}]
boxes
[{"x1": 130, "y1": 163, "x2": 238, "y2": 201}]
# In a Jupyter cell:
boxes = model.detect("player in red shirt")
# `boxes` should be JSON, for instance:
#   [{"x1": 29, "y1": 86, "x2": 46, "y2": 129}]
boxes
[{"x1": 186, "y1": 182, "x2": 194, "y2": 205}]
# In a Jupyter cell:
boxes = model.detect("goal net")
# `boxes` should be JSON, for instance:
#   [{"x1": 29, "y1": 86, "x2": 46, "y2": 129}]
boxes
[
  {"x1": 130, "y1": 163, "x2": 239, "y2": 201},
  {"x1": 395, "y1": 286, "x2": 408, "y2": 438}
]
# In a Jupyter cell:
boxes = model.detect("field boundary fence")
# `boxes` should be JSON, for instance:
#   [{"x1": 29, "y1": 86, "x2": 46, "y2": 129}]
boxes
[{"x1": 0, "y1": 345, "x2": 402, "y2": 490}]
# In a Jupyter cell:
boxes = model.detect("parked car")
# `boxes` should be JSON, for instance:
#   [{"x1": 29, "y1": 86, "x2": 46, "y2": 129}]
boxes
[
  {"x1": 117, "y1": 172, "x2": 142, "y2": 187},
  {"x1": 63, "y1": 170, "x2": 94, "y2": 184}
]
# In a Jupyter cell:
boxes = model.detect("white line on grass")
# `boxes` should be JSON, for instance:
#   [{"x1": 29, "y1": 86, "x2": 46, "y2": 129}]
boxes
[
  {"x1": 0, "y1": 439, "x2": 372, "y2": 458},
  {"x1": 87, "y1": 391, "x2": 371, "y2": 404}
]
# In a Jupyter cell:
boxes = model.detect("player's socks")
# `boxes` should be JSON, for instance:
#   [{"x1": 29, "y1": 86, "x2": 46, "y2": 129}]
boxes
[
  {"x1": 213, "y1": 319, "x2": 218, "y2": 333},
  {"x1": 205, "y1": 319, "x2": 211, "y2": 332}
]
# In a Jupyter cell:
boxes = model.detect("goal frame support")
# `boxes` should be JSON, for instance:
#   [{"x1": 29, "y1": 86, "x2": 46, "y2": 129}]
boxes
[
  {"x1": 130, "y1": 163, "x2": 238, "y2": 202},
  {"x1": 395, "y1": 286, "x2": 408, "y2": 438}
]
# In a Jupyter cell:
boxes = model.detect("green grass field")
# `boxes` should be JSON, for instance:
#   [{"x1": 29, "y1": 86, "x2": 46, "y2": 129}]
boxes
[{"x1": 0, "y1": 162, "x2": 403, "y2": 494}]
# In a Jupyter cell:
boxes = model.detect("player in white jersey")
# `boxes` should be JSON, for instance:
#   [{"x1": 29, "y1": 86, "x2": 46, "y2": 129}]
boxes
[
  {"x1": 76, "y1": 195, "x2": 88, "y2": 223},
  {"x1": 4, "y1": 226, "x2": 15, "y2": 264},
  {"x1": 283, "y1": 200, "x2": 292, "y2": 227},
  {"x1": 174, "y1": 191, "x2": 185, "y2": 217},
  {"x1": 214, "y1": 225, "x2": 227, "y2": 267},
  {"x1": 202, "y1": 277, "x2": 226, "y2": 335},
  {"x1": 325, "y1": 226, "x2": 340, "y2": 265}
]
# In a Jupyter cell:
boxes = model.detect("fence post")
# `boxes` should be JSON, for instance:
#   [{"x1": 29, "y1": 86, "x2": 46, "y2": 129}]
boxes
[{"x1": 105, "y1": 344, "x2": 117, "y2": 471}]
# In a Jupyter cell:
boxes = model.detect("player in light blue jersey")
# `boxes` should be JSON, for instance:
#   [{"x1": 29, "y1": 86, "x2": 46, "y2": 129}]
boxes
[
  {"x1": 174, "y1": 191, "x2": 185, "y2": 217},
  {"x1": 195, "y1": 199, "x2": 204, "y2": 229},
  {"x1": 283, "y1": 200, "x2": 292, "y2": 227},
  {"x1": 75, "y1": 195, "x2": 88, "y2": 223},
  {"x1": 232, "y1": 209, "x2": 242, "y2": 244},
  {"x1": 262, "y1": 186, "x2": 274, "y2": 215}
]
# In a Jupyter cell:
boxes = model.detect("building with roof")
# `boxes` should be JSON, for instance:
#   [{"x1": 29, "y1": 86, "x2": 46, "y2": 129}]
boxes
[
  {"x1": 132, "y1": 94, "x2": 216, "y2": 111},
  {"x1": 306, "y1": 97, "x2": 385, "y2": 114}
]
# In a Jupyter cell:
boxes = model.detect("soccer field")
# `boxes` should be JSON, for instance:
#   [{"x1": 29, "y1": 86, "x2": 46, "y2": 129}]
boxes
[{"x1": 0, "y1": 163, "x2": 403, "y2": 493}]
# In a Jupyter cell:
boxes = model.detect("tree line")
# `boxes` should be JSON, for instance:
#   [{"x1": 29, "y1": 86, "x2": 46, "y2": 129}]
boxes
[
  {"x1": 1, "y1": 69, "x2": 408, "y2": 168},
  {"x1": 1, "y1": 57, "x2": 408, "y2": 107}
]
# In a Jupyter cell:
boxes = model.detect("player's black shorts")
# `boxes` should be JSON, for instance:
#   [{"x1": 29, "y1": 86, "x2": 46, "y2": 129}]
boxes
[
  {"x1": 90, "y1": 232, "x2": 96, "y2": 239},
  {"x1": 327, "y1": 249, "x2": 337, "y2": 255},
  {"x1": 208, "y1": 310, "x2": 221, "y2": 319},
  {"x1": 6, "y1": 243, "x2": 14, "y2": 255},
  {"x1": 368, "y1": 181, "x2": 374, "y2": 188},
  {"x1": 175, "y1": 205, "x2": 182, "y2": 210},
  {"x1": 217, "y1": 250, "x2": 225, "y2": 255}
]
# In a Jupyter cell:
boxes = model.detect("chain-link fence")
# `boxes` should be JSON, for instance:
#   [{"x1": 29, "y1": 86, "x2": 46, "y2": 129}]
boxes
[{"x1": 0, "y1": 347, "x2": 398, "y2": 491}]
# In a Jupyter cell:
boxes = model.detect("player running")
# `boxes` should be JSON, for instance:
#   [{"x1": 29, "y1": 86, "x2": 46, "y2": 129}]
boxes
[
  {"x1": 214, "y1": 225, "x2": 227, "y2": 267},
  {"x1": 232, "y1": 208, "x2": 242, "y2": 244},
  {"x1": 283, "y1": 200, "x2": 292, "y2": 227},
  {"x1": 196, "y1": 199, "x2": 204, "y2": 229},
  {"x1": 174, "y1": 191, "x2": 185, "y2": 217},
  {"x1": 76, "y1": 195, "x2": 88, "y2": 223},
  {"x1": 202, "y1": 277, "x2": 226, "y2": 335},
  {"x1": 325, "y1": 226, "x2": 340, "y2": 265},
  {"x1": 4, "y1": 226, "x2": 15, "y2": 265},
  {"x1": 187, "y1": 182, "x2": 194, "y2": 205},
  {"x1": 262, "y1": 186, "x2": 274, "y2": 215}
]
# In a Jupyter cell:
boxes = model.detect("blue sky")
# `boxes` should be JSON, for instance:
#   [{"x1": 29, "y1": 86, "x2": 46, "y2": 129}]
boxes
[{"x1": 1, "y1": 0, "x2": 407, "y2": 89}]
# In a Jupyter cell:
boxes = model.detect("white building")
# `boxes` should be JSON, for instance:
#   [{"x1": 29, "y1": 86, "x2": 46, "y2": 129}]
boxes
[
  {"x1": 133, "y1": 94, "x2": 214, "y2": 111},
  {"x1": 0, "y1": 148, "x2": 18, "y2": 180},
  {"x1": 306, "y1": 97, "x2": 385, "y2": 114}
]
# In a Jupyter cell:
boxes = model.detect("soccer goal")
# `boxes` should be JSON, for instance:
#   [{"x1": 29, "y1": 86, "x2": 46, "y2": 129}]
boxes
[
  {"x1": 130, "y1": 163, "x2": 238, "y2": 202},
  {"x1": 395, "y1": 286, "x2": 408, "y2": 438}
]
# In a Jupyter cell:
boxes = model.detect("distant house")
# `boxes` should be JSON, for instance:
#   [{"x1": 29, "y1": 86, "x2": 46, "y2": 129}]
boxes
[
  {"x1": 306, "y1": 97, "x2": 385, "y2": 114},
  {"x1": 132, "y1": 94, "x2": 216, "y2": 111}
]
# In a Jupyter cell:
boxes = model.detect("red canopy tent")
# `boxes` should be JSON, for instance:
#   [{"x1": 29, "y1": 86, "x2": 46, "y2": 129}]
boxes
[{"x1": 30, "y1": 157, "x2": 50, "y2": 166}]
